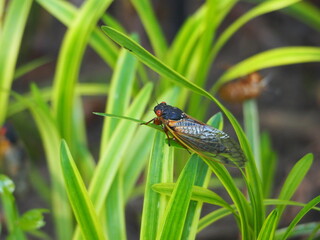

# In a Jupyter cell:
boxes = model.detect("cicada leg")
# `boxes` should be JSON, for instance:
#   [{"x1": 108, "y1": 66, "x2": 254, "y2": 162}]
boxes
[{"x1": 141, "y1": 118, "x2": 156, "y2": 125}]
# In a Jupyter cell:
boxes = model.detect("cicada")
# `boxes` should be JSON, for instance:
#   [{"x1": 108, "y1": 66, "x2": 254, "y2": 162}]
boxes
[
  {"x1": 219, "y1": 72, "x2": 266, "y2": 103},
  {"x1": 144, "y1": 102, "x2": 246, "y2": 167}
]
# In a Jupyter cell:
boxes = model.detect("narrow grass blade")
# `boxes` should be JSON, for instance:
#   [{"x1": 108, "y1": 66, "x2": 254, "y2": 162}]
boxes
[
  {"x1": 122, "y1": 127, "x2": 154, "y2": 200},
  {"x1": 51, "y1": 0, "x2": 112, "y2": 142},
  {"x1": 157, "y1": 154, "x2": 199, "y2": 240},
  {"x1": 168, "y1": 5, "x2": 206, "y2": 71},
  {"x1": 8, "y1": 83, "x2": 109, "y2": 117},
  {"x1": 88, "y1": 83, "x2": 153, "y2": 213},
  {"x1": 275, "y1": 223, "x2": 320, "y2": 240},
  {"x1": 181, "y1": 158, "x2": 210, "y2": 240},
  {"x1": 36, "y1": 0, "x2": 118, "y2": 67},
  {"x1": 276, "y1": 153, "x2": 313, "y2": 222},
  {"x1": 198, "y1": 208, "x2": 233, "y2": 232},
  {"x1": 105, "y1": 171, "x2": 126, "y2": 240},
  {"x1": 140, "y1": 132, "x2": 167, "y2": 240},
  {"x1": 14, "y1": 57, "x2": 51, "y2": 80},
  {"x1": 152, "y1": 183, "x2": 232, "y2": 210},
  {"x1": 243, "y1": 100, "x2": 262, "y2": 176},
  {"x1": 101, "y1": 14, "x2": 126, "y2": 33},
  {"x1": 60, "y1": 140, "x2": 105, "y2": 240},
  {"x1": 280, "y1": 196, "x2": 320, "y2": 240},
  {"x1": 203, "y1": 160, "x2": 250, "y2": 238},
  {"x1": 100, "y1": 46, "x2": 138, "y2": 154},
  {"x1": 209, "y1": 0, "x2": 301, "y2": 63},
  {"x1": 101, "y1": 26, "x2": 211, "y2": 99},
  {"x1": 257, "y1": 209, "x2": 278, "y2": 240},
  {"x1": 212, "y1": 47, "x2": 320, "y2": 92},
  {"x1": 286, "y1": 1, "x2": 320, "y2": 31},
  {"x1": 264, "y1": 199, "x2": 320, "y2": 211},
  {"x1": 0, "y1": 0, "x2": 32, "y2": 126},
  {"x1": 131, "y1": 0, "x2": 167, "y2": 58},
  {"x1": 307, "y1": 223, "x2": 320, "y2": 240},
  {"x1": 70, "y1": 98, "x2": 95, "y2": 183},
  {"x1": 260, "y1": 132, "x2": 277, "y2": 198}
]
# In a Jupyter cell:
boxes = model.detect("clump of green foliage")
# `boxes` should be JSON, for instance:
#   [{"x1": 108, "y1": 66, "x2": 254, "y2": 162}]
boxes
[{"x1": 0, "y1": 0, "x2": 320, "y2": 239}]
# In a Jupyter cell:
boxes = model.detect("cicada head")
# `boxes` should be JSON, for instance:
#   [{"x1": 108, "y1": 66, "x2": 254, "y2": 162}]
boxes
[{"x1": 153, "y1": 102, "x2": 185, "y2": 120}]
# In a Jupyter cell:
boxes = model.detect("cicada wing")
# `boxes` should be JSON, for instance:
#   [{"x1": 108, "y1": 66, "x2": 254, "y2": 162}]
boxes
[
  {"x1": 175, "y1": 132, "x2": 245, "y2": 167},
  {"x1": 164, "y1": 119, "x2": 246, "y2": 167},
  {"x1": 199, "y1": 136, "x2": 246, "y2": 167}
]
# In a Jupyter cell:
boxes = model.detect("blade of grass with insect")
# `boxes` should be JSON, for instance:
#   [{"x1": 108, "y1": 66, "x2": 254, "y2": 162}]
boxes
[
  {"x1": 257, "y1": 209, "x2": 278, "y2": 240},
  {"x1": 36, "y1": 0, "x2": 118, "y2": 68},
  {"x1": 280, "y1": 195, "x2": 320, "y2": 240},
  {"x1": 212, "y1": 46, "x2": 320, "y2": 92},
  {"x1": 140, "y1": 131, "x2": 169, "y2": 240},
  {"x1": 130, "y1": 0, "x2": 167, "y2": 59},
  {"x1": 0, "y1": 0, "x2": 32, "y2": 126},
  {"x1": 60, "y1": 140, "x2": 105, "y2": 240},
  {"x1": 156, "y1": 154, "x2": 199, "y2": 240},
  {"x1": 0, "y1": 175, "x2": 26, "y2": 239},
  {"x1": 100, "y1": 43, "x2": 138, "y2": 156},
  {"x1": 12, "y1": 85, "x2": 73, "y2": 239},
  {"x1": 52, "y1": 0, "x2": 113, "y2": 143},
  {"x1": 275, "y1": 153, "x2": 313, "y2": 224},
  {"x1": 101, "y1": 26, "x2": 264, "y2": 238}
]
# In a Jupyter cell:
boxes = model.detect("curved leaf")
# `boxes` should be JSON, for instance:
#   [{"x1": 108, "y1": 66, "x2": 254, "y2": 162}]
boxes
[{"x1": 212, "y1": 47, "x2": 320, "y2": 92}]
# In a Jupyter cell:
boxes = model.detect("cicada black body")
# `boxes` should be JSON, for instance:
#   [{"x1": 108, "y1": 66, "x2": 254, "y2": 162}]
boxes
[{"x1": 145, "y1": 102, "x2": 246, "y2": 167}]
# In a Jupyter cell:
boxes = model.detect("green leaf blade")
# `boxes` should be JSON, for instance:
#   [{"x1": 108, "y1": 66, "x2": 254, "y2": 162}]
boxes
[
  {"x1": 60, "y1": 140, "x2": 105, "y2": 240},
  {"x1": 157, "y1": 154, "x2": 199, "y2": 240}
]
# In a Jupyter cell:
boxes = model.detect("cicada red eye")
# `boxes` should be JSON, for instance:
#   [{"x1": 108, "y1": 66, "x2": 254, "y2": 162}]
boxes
[{"x1": 155, "y1": 109, "x2": 162, "y2": 117}]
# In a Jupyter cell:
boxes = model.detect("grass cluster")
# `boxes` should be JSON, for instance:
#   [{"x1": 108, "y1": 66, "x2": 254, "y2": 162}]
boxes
[{"x1": 0, "y1": 0, "x2": 320, "y2": 239}]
